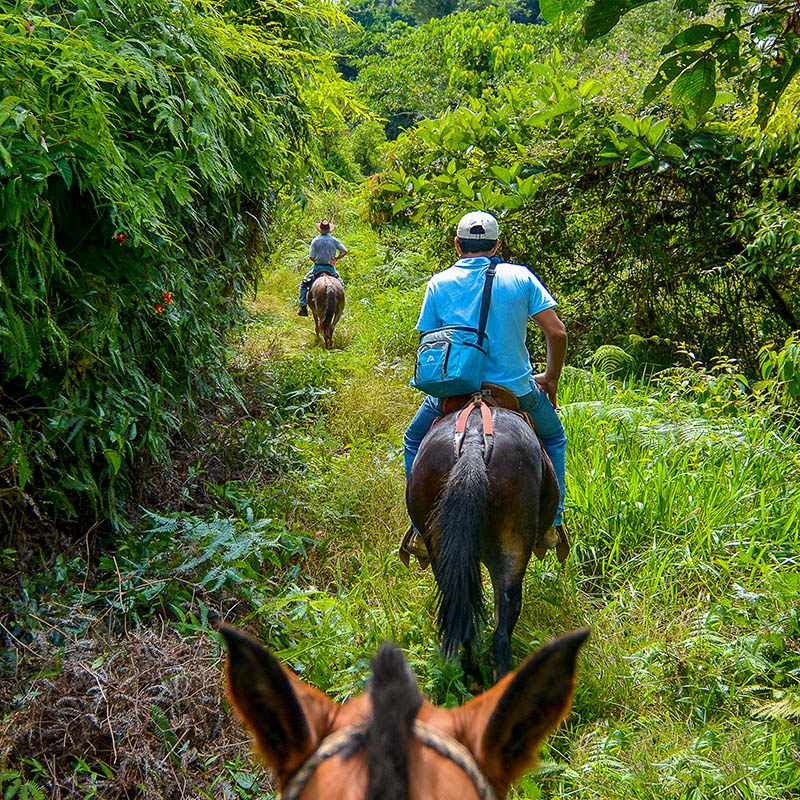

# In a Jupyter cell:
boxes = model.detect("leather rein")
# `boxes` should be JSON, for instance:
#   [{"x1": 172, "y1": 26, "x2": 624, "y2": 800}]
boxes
[{"x1": 279, "y1": 719, "x2": 500, "y2": 800}]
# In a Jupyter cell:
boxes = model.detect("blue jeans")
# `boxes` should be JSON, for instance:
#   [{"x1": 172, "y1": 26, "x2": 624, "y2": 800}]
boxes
[
  {"x1": 402, "y1": 380, "x2": 567, "y2": 525},
  {"x1": 299, "y1": 265, "x2": 341, "y2": 305}
]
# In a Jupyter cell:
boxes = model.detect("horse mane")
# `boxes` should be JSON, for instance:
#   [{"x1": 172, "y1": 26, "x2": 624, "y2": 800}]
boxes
[{"x1": 366, "y1": 643, "x2": 423, "y2": 800}]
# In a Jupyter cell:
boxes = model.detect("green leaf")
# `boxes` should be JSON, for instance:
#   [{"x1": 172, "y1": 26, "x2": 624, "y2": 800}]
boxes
[
  {"x1": 457, "y1": 174, "x2": 474, "y2": 199},
  {"x1": 644, "y1": 51, "x2": 703, "y2": 103},
  {"x1": 627, "y1": 149, "x2": 655, "y2": 170},
  {"x1": 659, "y1": 141, "x2": 686, "y2": 159},
  {"x1": 583, "y1": 1, "x2": 650, "y2": 40},
  {"x1": 646, "y1": 118, "x2": 669, "y2": 147},
  {"x1": 490, "y1": 165, "x2": 512, "y2": 184},
  {"x1": 661, "y1": 23, "x2": 718, "y2": 54},
  {"x1": 671, "y1": 56, "x2": 716, "y2": 120},
  {"x1": 756, "y1": 52, "x2": 800, "y2": 127},
  {"x1": 104, "y1": 449, "x2": 122, "y2": 476},
  {"x1": 611, "y1": 113, "x2": 639, "y2": 136},
  {"x1": 539, "y1": 0, "x2": 585, "y2": 24}
]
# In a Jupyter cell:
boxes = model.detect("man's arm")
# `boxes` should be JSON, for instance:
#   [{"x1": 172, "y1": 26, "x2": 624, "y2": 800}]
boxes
[
  {"x1": 531, "y1": 308, "x2": 567, "y2": 409},
  {"x1": 332, "y1": 241, "x2": 348, "y2": 265}
]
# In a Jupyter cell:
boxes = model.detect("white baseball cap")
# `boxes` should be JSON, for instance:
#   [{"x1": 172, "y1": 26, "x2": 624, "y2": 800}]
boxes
[{"x1": 456, "y1": 210, "x2": 499, "y2": 241}]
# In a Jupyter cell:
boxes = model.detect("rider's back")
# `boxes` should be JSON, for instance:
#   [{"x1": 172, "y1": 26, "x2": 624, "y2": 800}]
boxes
[{"x1": 417, "y1": 258, "x2": 555, "y2": 396}]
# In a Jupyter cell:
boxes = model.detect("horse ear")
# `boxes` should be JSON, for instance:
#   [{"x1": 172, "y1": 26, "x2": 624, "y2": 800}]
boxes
[
  {"x1": 458, "y1": 629, "x2": 589, "y2": 794},
  {"x1": 219, "y1": 624, "x2": 336, "y2": 784}
]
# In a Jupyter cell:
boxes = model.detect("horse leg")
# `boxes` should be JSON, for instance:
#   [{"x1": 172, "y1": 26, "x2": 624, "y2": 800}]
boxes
[
  {"x1": 312, "y1": 309, "x2": 321, "y2": 342},
  {"x1": 461, "y1": 640, "x2": 483, "y2": 691},
  {"x1": 491, "y1": 570, "x2": 524, "y2": 680}
]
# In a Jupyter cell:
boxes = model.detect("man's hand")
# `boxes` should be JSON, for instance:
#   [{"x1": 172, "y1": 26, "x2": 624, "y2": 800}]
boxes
[{"x1": 534, "y1": 373, "x2": 559, "y2": 409}]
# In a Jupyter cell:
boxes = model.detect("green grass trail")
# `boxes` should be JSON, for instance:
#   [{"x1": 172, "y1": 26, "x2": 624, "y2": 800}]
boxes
[{"x1": 240, "y1": 193, "x2": 800, "y2": 799}]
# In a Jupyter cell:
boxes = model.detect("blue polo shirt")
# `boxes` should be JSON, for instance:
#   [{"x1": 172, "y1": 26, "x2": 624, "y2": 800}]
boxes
[{"x1": 416, "y1": 257, "x2": 556, "y2": 396}]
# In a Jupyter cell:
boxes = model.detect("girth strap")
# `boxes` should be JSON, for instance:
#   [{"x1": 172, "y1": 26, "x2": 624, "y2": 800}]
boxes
[{"x1": 453, "y1": 394, "x2": 494, "y2": 465}]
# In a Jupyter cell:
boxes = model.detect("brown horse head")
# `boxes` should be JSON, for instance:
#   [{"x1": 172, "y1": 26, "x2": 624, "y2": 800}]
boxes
[
  {"x1": 308, "y1": 274, "x2": 345, "y2": 350},
  {"x1": 220, "y1": 624, "x2": 588, "y2": 800}
]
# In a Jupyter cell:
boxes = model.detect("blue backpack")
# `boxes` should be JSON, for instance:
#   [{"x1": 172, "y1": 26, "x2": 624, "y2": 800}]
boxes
[{"x1": 410, "y1": 258, "x2": 498, "y2": 398}]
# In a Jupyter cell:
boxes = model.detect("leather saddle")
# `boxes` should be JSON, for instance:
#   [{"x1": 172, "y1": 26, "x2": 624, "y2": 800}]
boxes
[{"x1": 442, "y1": 383, "x2": 533, "y2": 430}]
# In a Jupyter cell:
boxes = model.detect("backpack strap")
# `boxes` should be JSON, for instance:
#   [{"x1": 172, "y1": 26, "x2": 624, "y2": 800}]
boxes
[{"x1": 476, "y1": 256, "x2": 500, "y2": 339}]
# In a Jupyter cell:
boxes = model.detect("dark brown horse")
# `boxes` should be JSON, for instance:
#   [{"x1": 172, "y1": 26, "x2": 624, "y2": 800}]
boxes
[
  {"x1": 220, "y1": 623, "x2": 588, "y2": 800},
  {"x1": 308, "y1": 273, "x2": 345, "y2": 350},
  {"x1": 406, "y1": 402, "x2": 561, "y2": 680}
]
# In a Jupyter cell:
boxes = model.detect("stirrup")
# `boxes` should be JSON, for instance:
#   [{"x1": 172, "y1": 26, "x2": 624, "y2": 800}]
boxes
[{"x1": 399, "y1": 525, "x2": 430, "y2": 569}]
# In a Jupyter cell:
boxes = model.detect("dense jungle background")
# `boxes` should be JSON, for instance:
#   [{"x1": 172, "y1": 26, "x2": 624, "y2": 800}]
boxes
[{"x1": 2, "y1": 0, "x2": 800, "y2": 797}]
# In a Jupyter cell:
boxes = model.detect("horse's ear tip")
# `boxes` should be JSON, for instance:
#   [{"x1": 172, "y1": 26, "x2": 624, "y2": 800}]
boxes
[
  {"x1": 215, "y1": 621, "x2": 250, "y2": 653},
  {"x1": 574, "y1": 627, "x2": 591, "y2": 644},
  {"x1": 559, "y1": 627, "x2": 590, "y2": 654}
]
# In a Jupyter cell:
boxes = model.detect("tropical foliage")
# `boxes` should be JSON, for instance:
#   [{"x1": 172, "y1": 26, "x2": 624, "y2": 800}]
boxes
[
  {"x1": 543, "y1": 0, "x2": 800, "y2": 125},
  {"x1": 0, "y1": 0, "x2": 356, "y2": 527}
]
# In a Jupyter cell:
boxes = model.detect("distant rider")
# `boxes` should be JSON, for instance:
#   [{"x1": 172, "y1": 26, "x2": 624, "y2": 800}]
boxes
[
  {"x1": 400, "y1": 210, "x2": 569, "y2": 565},
  {"x1": 298, "y1": 219, "x2": 348, "y2": 316}
]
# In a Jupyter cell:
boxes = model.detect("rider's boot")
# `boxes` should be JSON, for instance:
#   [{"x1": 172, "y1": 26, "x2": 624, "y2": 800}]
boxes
[
  {"x1": 399, "y1": 524, "x2": 430, "y2": 569},
  {"x1": 533, "y1": 523, "x2": 569, "y2": 563},
  {"x1": 298, "y1": 305, "x2": 308, "y2": 316}
]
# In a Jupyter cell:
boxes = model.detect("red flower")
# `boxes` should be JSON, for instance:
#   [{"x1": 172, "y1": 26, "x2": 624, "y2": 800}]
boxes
[
  {"x1": 154, "y1": 303, "x2": 164, "y2": 313},
  {"x1": 112, "y1": 233, "x2": 127, "y2": 245},
  {"x1": 163, "y1": 291, "x2": 173, "y2": 304}
]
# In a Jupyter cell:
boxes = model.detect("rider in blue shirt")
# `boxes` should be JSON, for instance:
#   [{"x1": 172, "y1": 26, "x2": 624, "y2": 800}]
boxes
[
  {"x1": 298, "y1": 219, "x2": 348, "y2": 316},
  {"x1": 401, "y1": 211, "x2": 568, "y2": 566}
]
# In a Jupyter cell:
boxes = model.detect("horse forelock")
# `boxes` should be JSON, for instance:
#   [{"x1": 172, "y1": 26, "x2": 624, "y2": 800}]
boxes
[{"x1": 365, "y1": 644, "x2": 423, "y2": 800}]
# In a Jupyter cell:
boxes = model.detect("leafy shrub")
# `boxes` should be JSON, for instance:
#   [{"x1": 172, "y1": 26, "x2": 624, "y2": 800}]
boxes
[{"x1": 0, "y1": 0, "x2": 350, "y2": 529}]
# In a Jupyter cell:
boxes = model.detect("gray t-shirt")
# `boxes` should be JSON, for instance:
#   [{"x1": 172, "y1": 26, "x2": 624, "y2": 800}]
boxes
[{"x1": 309, "y1": 234, "x2": 347, "y2": 265}]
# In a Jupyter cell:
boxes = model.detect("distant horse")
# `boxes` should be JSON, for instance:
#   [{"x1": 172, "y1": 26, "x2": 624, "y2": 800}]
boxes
[
  {"x1": 307, "y1": 273, "x2": 345, "y2": 350},
  {"x1": 220, "y1": 622, "x2": 588, "y2": 800},
  {"x1": 407, "y1": 396, "x2": 562, "y2": 680}
]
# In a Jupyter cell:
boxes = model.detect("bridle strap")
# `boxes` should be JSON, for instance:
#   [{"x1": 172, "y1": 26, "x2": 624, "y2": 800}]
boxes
[
  {"x1": 412, "y1": 720, "x2": 500, "y2": 800},
  {"x1": 278, "y1": 719, "x2": 500, "y2": 800},
  {"x1": 280, "y1": 723, "x2": 369, "y2": 800}
]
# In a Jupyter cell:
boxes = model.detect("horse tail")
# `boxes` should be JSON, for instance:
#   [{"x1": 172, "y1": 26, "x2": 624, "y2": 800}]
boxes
[
  {"x1": 323, "y1": 283, "x2": 337, "y2": 328},
  {"x1": 429, "y1": 428, "x2": 487, "y2": 660}
]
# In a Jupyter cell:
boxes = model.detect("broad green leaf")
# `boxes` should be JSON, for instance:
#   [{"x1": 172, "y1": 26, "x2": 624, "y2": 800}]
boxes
[
  {"x1": 646, "y1": 118, "x2": 670, "y2": 147},
  {"x1": 491, "y1": 165, "x2": 512, "y2": 184},
  {"x1": 659, "y1": 141, "x2": 686, "y2": 159},
  {"x1": 672, "y1": 56, "x2": 716, "y2": 119},
  {"x1": 661, "y1": 23, "x2": 718, "y2": 54},
  {"x1": 104, "y1": 449, "x2": 122, "y2": 475},
  {"x1": 579, "y1": 78, "x2": 601, "y2": 98},
  {"x1": 583, "y1": 1, "x2": 650, "y2": 40},
  {"x1": 539, "y1": 0, "x2": 585, "y2": 23},
  {"x1": 611, "y1": 113, "x2": 639, "y2": 136},
  {"x1": 714, "y1": 34, "x2": 741, "y2": 79},
  {"x1": 644, "y1": 51, "x2": 703, "y2": 103},
  {"x1": 457, "y1": 175, "x2": 474, "y2": 199},
  {"x1": 756, "y1": 51, "x2": 800, "y2": 127},
  {"x1": 712, "y1": 90, "x2": 737, "y2": 108},
  {"x1": 627, "y1": 149, "x2": 655, "y2": 170}
]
